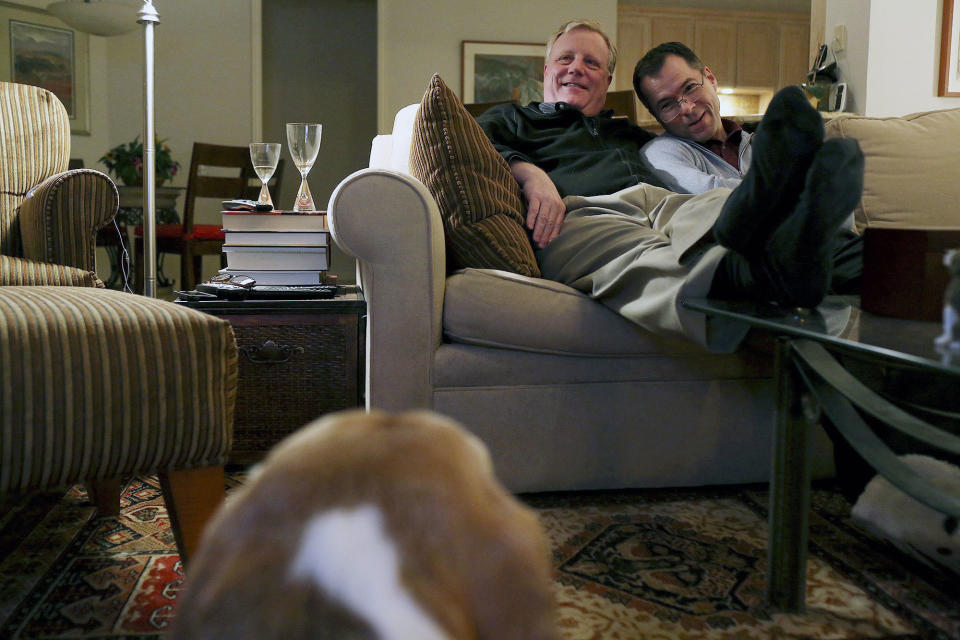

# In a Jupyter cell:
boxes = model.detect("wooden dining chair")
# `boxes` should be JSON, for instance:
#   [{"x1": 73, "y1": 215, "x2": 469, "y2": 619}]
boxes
[{"x1": 134, "y1": 142, "x2": 252, "y2": 292}]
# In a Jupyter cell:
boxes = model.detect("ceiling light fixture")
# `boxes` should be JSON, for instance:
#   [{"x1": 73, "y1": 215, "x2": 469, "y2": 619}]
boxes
[{"x1": 47, "y1": 0, "x2": 140, "y2": 37}]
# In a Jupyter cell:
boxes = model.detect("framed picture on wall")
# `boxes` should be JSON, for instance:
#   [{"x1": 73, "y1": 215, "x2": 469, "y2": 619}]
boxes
[
  {"x1": 0, "y1": 1, "x2": 90, "y2": 134},
  {"x1": 461, "y1": 41, "x2": 544, "y2": 105},
  {"x1": 940, "y1": 0, "x2": 960, "y2": 96}
]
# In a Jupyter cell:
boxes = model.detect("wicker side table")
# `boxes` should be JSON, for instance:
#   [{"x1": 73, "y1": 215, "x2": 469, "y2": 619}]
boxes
[{"x1": 177, "y1": 287, "x2": 365, "y2": 464}]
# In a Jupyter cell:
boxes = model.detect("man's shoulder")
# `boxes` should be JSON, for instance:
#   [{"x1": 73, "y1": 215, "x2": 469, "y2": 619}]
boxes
[
  {"x1": 642, "y1": 132, "x2": 698, "y2": 153},
  {"x1": 476, "y1": 101, "x2": 535, "y2": 124},
  {"x1": 639, "y1": 133, "x2": 707, "y2": 170}
]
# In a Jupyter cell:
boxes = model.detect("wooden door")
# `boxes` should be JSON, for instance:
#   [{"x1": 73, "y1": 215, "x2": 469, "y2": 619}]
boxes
[
  {"x1": 737, "y1": 21, "x2": 779, "y2": 88},
  {"x1": 695, "y1": 19, "x2": 738, "y2": 87},
  {"x1": 779, "y1": 22, "x2": 812, "y2": 87}
]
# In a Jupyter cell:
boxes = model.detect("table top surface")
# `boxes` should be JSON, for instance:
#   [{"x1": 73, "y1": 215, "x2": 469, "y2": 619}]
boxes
[
  {"x1": 175, "y1": 285, "x2": 365, "y2": 314},
  {"x1": 684, "y1": 295, "x2": 960, "y2": 376}
]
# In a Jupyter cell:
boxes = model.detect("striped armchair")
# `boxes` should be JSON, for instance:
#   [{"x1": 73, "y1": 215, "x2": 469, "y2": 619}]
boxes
[
  {"x1": 0, "y1": 81, "x2": 118, "y2": 286},
  {"x1": 0, "y1": 82, "x2": 239, "y2": 563}
]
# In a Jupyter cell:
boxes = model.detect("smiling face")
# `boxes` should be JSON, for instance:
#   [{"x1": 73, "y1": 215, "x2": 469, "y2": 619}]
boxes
[
  {"x1": 640, "y1": 54, "x2": 724, "y2": 143},
  {"x1": 543, "y1": 28, "x2": 612, "y2": 117}
]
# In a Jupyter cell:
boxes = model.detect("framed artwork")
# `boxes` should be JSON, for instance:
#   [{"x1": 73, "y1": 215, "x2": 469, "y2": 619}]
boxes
[
  {"x1": 940, "y1": 0, "x2": 960, "y2": 97},
  {"x1": 0, "y1": 1, "x2": 90, "y2": 134},
  {"x1": 461, "y1": 41, "x2": 544, "y2": 105}
]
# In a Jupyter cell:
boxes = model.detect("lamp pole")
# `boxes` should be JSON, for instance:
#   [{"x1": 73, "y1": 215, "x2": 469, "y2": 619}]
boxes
[{"x1": 138, "y1": 0, "x2": 159, "y2": 297}]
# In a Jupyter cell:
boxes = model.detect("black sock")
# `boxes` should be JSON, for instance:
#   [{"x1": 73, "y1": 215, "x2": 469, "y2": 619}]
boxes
[
  {"x1": 709, "y1": 229, "x2": 864, "y2": 302},
  {"x1": 759, "y1": 137, "x2": 865, "y2": 308},
  {"x1": 708, "y1": 250, "x2": 771, "y2": 301},
  {"x1": 828, "y1": 230, "x2": 863, "y2": 295},
  {"x1": 710, "y1": 140, "x2": 865, "y2": 307},
  {"x1": 713, "y1": 86, "x2": 824, "y2": 257}
]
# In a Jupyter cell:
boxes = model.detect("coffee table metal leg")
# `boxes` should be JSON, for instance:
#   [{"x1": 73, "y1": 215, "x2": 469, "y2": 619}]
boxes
[{"x1": 767, "y1": 337, "x2": 812, "y2": 612}]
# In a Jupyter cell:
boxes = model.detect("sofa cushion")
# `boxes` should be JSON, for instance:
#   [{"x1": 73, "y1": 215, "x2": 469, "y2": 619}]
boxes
[
  {"x1": 825, "y1": 108, "x2": 960, "y2": 232},
  {"x1": 410, "y1": 74, "x2": 540, "y2": 277},
  {"x1": 443, "y1": 268, "x2": 705, "y2": 356}
]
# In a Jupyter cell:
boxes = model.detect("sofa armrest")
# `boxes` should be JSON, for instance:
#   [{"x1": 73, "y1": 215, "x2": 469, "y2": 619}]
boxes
[
  {"x1": 18, "y1": 168, "x2": 119, "y2": 273},
  {"x1": 328, "y1": 168, "x2": 445, "y2": 411},
  {"x1": 0, "y1": 254, "x2": 102, "y2": 287}
]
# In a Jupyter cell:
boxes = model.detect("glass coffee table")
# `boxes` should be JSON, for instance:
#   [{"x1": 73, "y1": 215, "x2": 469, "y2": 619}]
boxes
[{"x1": 685, "y1": 295, "x2": 960, "y2": 612}]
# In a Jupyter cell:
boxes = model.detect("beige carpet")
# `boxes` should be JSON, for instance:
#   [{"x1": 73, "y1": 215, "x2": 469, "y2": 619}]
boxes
[{"x1": 1, "y1": 478, "x2": 956, "y2": 639}]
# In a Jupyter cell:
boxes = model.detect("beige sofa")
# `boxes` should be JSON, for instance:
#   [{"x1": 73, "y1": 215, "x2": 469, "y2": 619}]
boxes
[{"x1": 328, "y1": 92, "x2": 960, "y2": 494}]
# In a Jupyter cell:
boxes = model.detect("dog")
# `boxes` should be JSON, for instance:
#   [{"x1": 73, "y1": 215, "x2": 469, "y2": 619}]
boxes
[
  {"x1": 851, "y1": 454, "x2": 960, "y2": 576},
  {"x1": 168, "y1": 409, "x2": 559, "y2": 640}
]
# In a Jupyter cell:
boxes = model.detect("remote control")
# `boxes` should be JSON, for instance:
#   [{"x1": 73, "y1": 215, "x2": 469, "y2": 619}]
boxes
[
  {"x1": 196, "y1": 282, "x2": 251, "y2": 300},
  {"x1": 222, "y1": 199, "x2": 273, "y2": 212},
  {"x1": 175, "y1": 290, "x2": 219, "y2": 302},
  {"x1": 246, "y1": 285, "x2": 338, "y2": 299}
]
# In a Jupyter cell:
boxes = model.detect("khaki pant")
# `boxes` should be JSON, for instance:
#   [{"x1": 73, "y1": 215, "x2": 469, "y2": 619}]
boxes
[{"x1": 536, "y1": 183, "x2": 748, "y2": 352}]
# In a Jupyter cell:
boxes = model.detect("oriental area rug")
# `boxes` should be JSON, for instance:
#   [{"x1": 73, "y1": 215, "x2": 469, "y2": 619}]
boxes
[{"x1": 1, "y1": 476, "x2": 958, "y2": 639}]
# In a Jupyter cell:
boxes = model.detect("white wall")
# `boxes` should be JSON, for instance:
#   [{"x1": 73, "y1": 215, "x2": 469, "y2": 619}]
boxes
[
  {"x1": 103, "y1": 0, "x2": 257, "y2": 188},
  {"x1": 824, "y1": 0, "x2": 870, "y2": 115},
  {"x1": 3, "y1": 0, "x2": 112, "y2": 163},
  {"x1": 377, "y1": 0, "x2": 618, "y2": 132},
  {"x1": 826, "y1": 0, "x2": 960, "y2": 116},
  {"x1": 864, "y1": 0, "x2": 957, "y2": 116},
  {"x1": 4, "y1": 0, "x2": 256, "y2": 176},
  {"x1": 4, "y1": 0, "x2": 258, "y2": 288}
]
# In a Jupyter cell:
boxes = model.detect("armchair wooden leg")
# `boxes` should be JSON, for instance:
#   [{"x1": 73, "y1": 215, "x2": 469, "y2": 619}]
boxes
[
  {"x1": 86, "y1": 478, "x2": 121, "y2": 517},
  {"x1": 158, "y1": 466, "x2": 225, "y2": 566}
]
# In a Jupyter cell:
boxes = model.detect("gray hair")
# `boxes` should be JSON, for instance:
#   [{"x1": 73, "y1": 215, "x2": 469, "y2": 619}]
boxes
[{"x1": 545, "y1": 20, "x2": 617, "y2": 76}]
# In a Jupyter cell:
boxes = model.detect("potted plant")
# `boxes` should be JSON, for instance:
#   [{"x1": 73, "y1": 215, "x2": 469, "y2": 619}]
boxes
[{"x1": 99, "y1": 136, "x2": 181, "y2": 187}]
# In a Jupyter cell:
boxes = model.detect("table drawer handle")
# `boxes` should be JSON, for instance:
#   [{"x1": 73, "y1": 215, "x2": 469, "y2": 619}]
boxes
[{"x1": 240, "y1": 339, "x2": 304, "y2": 363}]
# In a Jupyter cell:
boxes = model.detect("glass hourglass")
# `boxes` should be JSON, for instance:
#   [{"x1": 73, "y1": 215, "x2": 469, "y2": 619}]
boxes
[
  {"x1": 249, "y1": 142, "x2": 281, "y2": 209},
  {"x1": 285, "y1": 123, "x2": 322, "y2": 212}
]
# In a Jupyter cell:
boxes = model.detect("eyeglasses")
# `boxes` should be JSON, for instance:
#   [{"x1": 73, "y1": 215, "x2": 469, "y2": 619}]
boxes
[
  {"x1": 209, "y1": 273, "x2": 256, "y2": 288},
  {"x1": 658, "y1": 74, "x2": 707, "y2": 123}
]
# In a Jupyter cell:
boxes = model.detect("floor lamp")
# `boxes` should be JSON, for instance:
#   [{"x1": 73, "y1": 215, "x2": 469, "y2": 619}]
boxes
[
  {"x1": 48, "y1": 0, "x2": 160, "y2": 297},
  {"x1": 138, "y1": 1, "x2": 160, "y2": 298}
]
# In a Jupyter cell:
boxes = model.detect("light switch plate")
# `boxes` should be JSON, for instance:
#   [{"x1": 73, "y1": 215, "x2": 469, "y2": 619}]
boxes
[{"x1": 833, "y1": 24, "x2": 847, "y2": 52}]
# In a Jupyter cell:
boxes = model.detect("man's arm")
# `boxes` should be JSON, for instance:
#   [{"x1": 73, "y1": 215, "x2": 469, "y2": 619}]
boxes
[
  {"x1": 640, "y1": 136, "x2": 743, "y2": 194},
  {"x1": 509, "y1": 161, "x2": 565, "y2": 248},
  {"x1": 477, "y1": 105, "x2": 564, "y2": 248}
]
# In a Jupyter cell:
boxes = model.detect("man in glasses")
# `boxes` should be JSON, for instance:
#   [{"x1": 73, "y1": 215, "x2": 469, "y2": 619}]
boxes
[
  {"x1": 477, "y1": 20, "x2": 864, "y2": 351},
  {"x1": 633, "y1": 41, "x2": 861, "y2": 298},
  {"x1": 633, "y1": 42, "x2": 751, "y2": 195}
]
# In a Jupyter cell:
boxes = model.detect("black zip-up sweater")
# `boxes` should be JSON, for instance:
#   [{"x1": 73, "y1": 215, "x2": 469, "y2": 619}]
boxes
[{"x1": 477, "y1": 101, "x2": 667, "y2": 198}]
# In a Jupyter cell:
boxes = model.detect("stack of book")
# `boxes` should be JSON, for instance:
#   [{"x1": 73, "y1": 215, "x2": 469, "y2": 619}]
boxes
[{"x1": 219, "y1": 210, "x2": 330, "y2": 285}]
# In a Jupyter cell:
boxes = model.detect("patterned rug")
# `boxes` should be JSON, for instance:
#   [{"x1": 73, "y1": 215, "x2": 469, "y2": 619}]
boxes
[{"x1": 1, "y1": 476, "x2": 957, "y2": 639}]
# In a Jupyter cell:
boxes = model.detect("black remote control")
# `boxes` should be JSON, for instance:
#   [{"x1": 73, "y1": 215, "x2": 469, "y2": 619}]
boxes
[
  {"x1": 175, "y1": 290, "x2": 219, "y2": 302},
  {"x1": 246, "y1": 285, "x2": 338, "y2": 299},
  {"x1": 222, "y1": 199, "x2": 273, "y2": 212},
  {"x1": 196, "y1": 282, "x2": 250, "y2": 300}
]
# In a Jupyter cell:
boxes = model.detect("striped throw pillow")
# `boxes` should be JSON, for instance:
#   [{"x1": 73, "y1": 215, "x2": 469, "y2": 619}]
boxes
[{"x1": 410, "y1": 74, "x2": 540, "y2": 277}]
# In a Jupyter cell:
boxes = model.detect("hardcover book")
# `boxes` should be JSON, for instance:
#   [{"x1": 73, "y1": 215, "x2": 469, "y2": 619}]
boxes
[
  {"x1": 217, "y1": 268, "x2": 327, "y2": 285},
  {"x1": 221, "y1": 210, "x2": 328, "y2": 232},
  {"x1": 222, "y1": 246, "x2": 328, "y2": 271},
  {"x1": 223, "y1": 230, "x2": 330, "y2": 246}
]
